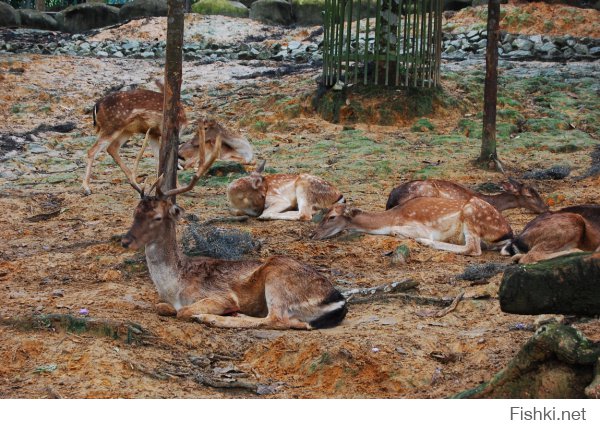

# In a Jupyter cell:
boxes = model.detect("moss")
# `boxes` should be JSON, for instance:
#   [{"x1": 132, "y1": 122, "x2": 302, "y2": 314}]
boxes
[
  {"x1": 191, "y1": 0, "x2": 248, "y2": 18},
  {"x1": 524, "y1": 118, "x2": 569, "y2": 134},
  {"x1": 252, "y1": 120, "x2": 269, "y2": 132},
  {"x1": 411, "y1": 118, "x2": 435, "y2": 132}
]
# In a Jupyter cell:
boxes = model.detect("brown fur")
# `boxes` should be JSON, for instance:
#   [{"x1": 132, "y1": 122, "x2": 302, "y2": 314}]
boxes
[
  {"x1": 312, "y1": 197, "x2": 513, "y2": 256},
  {"x1": 121, "y1": 197, "x2": 347, "y2": 330},
  {"x1": 503, "y1": 206, "x2": 600, "y2": 263},
  {"x1": 227, "y1": 172, "x2": 343, "y2": 221},
  {"x1": 178, "y1": 116, "x2": 254, "y2": 167},
  {"x1": 386, "y1": 179, "x2": 548, "y2": 214},
  {"x1": 83, "y1": 84, "x2": 188, "y2": 195}
]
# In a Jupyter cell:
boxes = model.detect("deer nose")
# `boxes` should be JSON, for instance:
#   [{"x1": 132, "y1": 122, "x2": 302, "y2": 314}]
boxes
[{"x1": 121, "y1": 233, "x2": 134, "y2": 249}]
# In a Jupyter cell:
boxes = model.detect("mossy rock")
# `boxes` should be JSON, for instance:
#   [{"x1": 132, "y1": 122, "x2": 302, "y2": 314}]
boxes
[
  {"x1": 249, "y1": 0, "x2": 293, "y2": 25},
  {"x1": 0, "y1": 2, "x2": 20, "y2": 27},
  {"x1": 192, "y1": 0, "x2": 249, "y2": 18}
]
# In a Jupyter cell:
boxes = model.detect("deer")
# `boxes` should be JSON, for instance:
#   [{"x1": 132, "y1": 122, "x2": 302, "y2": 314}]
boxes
[
  {"x1": 120, "y1": 133, "x2": 347, "y2": 330},
  {"x1": 311, "y1": 197, "x2": 514, "y2": 256},
  {"x1": 178, "y1": 115, "x2": 254, "y2": 168},
  {"x1": 82, "y1": 81, "x2": 188, "y2": 195},
  {"x1": 385, "y1": 178, "x2": 548, "y2": 214},
  {"x1": 501, "y1": 204, "x2": 600, "y2": 263},
  {"x1": 226, "y1": 161, "x2": 344, "y2": 221}
]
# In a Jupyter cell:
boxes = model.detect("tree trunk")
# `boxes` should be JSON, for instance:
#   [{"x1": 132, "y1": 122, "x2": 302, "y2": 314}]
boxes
[
  {"x1": 36, "y1": 0, "x2": 46, "y2": 12},
  {"x1": 499, "y1": 252, "x2": 600, "y2": 316},
  {"x1": 159, "y1": 0, "x2": 186, "y2": 199},
  {"x1": 478, "y1": 0, "x2": 500, "y2": 167}
]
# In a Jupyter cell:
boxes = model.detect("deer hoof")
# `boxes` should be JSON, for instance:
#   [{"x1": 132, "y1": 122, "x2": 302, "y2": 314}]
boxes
[{"x1": 82, "y1": 187, "x2": 92, "y2": 196}]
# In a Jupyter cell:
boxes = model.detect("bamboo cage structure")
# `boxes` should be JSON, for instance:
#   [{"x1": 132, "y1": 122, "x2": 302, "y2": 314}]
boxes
[{"x1": 322, "y1": 0, "x2": 443, "y2": 88}]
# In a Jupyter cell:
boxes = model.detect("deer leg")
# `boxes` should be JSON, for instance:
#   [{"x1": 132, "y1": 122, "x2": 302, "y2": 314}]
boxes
[
  {"x1": 106, "y1": 136, "x2": 137, "y2": 187},
  {"x1": 257, "y1": 200, "x2": 296, "y2": 220},
  {"x1": 518, "y1": 248, "x2": 585, "y2": 264},
  {"x1": 82, "y1": 136, "x2": 112, "y2": 195},
  {"x1": 296, "y1": 186, "x2": 316, "y2": 221},
  {"x1": 192, "y1": 313, "x2": 311, "y2": 330},
  {"x1": 415, "y1": 229, "x2": 482, "y2": 256},
  {"x1": 176, "y1": 298, "x2": 238, "y2": 321},
  {"x1": 156, "y1": 302, "x2": 177, "y2": 317}
]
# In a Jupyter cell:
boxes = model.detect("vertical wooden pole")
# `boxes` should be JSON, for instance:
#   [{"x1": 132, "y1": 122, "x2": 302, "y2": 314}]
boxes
[
  {"x1": 479, "y1": 0, "x2": 500, "y2": 166},
  {"x1": 36, "y1": 0, "x2": 45, "y2": 12},
  {"x1": 160, "y1": 0, "x2": 185, "y2": 199}
]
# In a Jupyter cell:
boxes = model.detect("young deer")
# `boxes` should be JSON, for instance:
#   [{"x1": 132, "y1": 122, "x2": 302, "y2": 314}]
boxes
[
  {"x1": 312, "y1": 197, "x2": 513, "y2": 256},
  {"x1": 385, "y1": 178, "x2": 548, "y2": 214},
  {"x1": 82, "y1": 81, "x2": 188, "y2": 195},
  {"x1": 178, "y1": 116, "x2": 254, "y2": 167},
  {"x1": 226, "y1": 161, "x2": 344, "y2": 221},
  {"x1": 501, "y1": 205, "x2": 600, "y2": 263},
  {"x1": 121, "y1": 135, "x2": 347, "y2": 330}
]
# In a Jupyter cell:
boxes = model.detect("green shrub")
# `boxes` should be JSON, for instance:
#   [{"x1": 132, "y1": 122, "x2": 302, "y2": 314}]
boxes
[{"x1": 191, "y1": 0, "x2": 249, "y2": 18}]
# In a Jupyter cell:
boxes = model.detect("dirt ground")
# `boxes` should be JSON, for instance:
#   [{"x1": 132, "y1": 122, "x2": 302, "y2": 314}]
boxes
[{"x1": 0, "y1": 8, "x2": 599, "y2": 399}]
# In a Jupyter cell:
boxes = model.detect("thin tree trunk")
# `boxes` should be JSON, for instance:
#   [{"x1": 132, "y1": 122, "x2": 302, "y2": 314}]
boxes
[
  {"x1": 478, "y1": 0, "x2": 500, "y2": 167},
  {"x1": 159, "y1": 0, "x2": 185, "y2": 199},
  {"x1": 36, "y1": 0, "x2": 46, "y2": 12}
]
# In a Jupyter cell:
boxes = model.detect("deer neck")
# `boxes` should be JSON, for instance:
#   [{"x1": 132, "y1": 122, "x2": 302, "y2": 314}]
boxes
[
  {"x1": 144, "y1": 220, "x2": 185, "y2": 309},
  {"x1": 348, "y1": 210, "x2": 400, "y2": 235},
  {"x1": 476, "y1": 192, "x2": 516, "y2": 212}
]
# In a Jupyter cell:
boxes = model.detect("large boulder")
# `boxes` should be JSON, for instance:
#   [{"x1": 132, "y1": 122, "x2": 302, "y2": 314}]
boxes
[
  {"x1": 292, "y1": 0, "x2": 325, "y2": 25},
  {"x1": 56, "y1": 3, "x2": 120, "y2": 34},
  {"x1": 0, "y1": 2, "x2": 20, "y2": 28},
  {"x1": 119, "y1": 0, "x2": 168, "y2": 21},
  {"x1": 500, "y1": 252, "x2": 600, "y2": 317},
  {"x1": 19, "y1": 9, "x2": 59, "y2": 31},
  {"x1": 250, "y1": 0, "x2": 293, "y2": 25},
  {"x1": 192, "y1": 0, "x2": 249, "y2": 17}
]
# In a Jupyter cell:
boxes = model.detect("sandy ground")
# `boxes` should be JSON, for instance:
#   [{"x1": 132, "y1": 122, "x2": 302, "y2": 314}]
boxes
[{"x1": 0, "y1": 10, "x2": 599, "y2": 399}]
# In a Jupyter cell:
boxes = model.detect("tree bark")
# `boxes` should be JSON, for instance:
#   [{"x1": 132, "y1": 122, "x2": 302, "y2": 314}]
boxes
[
  {"x1": 478, "y1": 0, "x2": 500, "y2": 167},
  {"x1": 160, "y1": 0, "x2": 185, "y2": 199},
  {"x1": 36, "y1": 0, "x2": 46, "y2": 12}
]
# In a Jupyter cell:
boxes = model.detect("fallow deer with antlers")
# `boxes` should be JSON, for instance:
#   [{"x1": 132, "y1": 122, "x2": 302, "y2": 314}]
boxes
[
  {"x1": 82, "y1": 81, "x2": 188, "y2": 195},
  {"x1": 385, "y1": 178, "x2": 548, "y2": 214},
  {"x1": 226, "y1": 161, "x2": 344, "y2": 221},
  {"x1": 120, "y1": 135, "x2": 347, "y2": 330},
  {"x1": 178, "y1": 115, "x2": 254, "y2": 167},
  {"x1": 501, "y1": 204, "x2": 600, "y2": 263},
  {"x1": 312, "y1": 197, "x2": 513, "y2": 256}
]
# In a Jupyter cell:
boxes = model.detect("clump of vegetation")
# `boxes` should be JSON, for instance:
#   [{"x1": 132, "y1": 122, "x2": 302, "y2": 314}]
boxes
[
  {"x1": 191, "y1": 0, "x2": 249, "y2": 18},
  {"x1": 411, "y1": 118, "x2": 435, "y2": 132}
]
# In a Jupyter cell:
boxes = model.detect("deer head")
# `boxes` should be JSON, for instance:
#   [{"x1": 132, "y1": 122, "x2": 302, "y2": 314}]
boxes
[
  {"x1": 178, "y1": 116, "x2": 220, "y2": 169},
  {"x1": 311, "y1": 203, "x2": 361, "y2": 240},
  {"x1": 122, "y1": 125, "x2": 222, "y2": 250},
  {"x1": 226, "y1": 160, "x2": 267, "y2": 216},
  {"x1": 500, "y1": 178, "x2": 548, "y2": 214}
]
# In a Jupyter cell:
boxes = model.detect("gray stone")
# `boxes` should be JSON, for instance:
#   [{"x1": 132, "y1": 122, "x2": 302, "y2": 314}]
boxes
[
  {"x1": 19, "y1": 9, "x2": 58, "y2": 31},
  {"x1": 529, "y1": 35, "x2": 542, "y2": 45},
  {"x1": 96, "y1": 50, "x2": 109, "y2": 57},
  {"x1": 288, "y1": 41, "x2": 301, "y2": 50},
  {"x1": 79, "y1": 42, "x2": 90, "y2": 51},
  {"x1": 537, "y1": 42, "x2": 556, "y2": 53},
  {"x1": 466, "y1": 30, "x2": 479, "y2": 40},
  {"x1": 28, "y1": 144, "x2": 48, "y2": 154},
  {"x1": 122, "y1": 40, "x2": 141, "y2": 51},
  {"x1": 513, "y1": 38, "x2": 533, "y2": 51},
  {"x1": 113, "y1": 51, "x2": 124, "y2": 58},
  {"x1": 507, "y1": 50, "x2": 532, "y2": 59},
  {"x1": 0, "y1": 2, "x2": 20, "y2": 27},
  {"x1": 291, "y1": 0, "x2": 326, "y2": 26},
  {"x1": 249, "y1": 0, "x2": 293, "y2": 25},
  {"x1": 590, "y1": 46, "x2": 600, "y2": 56},
  {"x1": 119, "y1": 0, "x2": 168, "y2": 21},
  {"x1": 140, "y1": 51, "x2": 155, "y2": 58},
  {"x1": 57, "y1": 3, "x2": 120, "y2": 34},
  {"x1": 573, "y1": 44, "x2": 589, "y2": 55},
  {"x1": 444, "y1": 45, "x2": 456, "y2": 53}
]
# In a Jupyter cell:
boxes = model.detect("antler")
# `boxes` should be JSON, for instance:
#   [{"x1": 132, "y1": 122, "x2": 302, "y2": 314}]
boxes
[
  {"x1": 130, "y1": 128, "x2": 152, "y2": 197},
  {"x1": 158, "y1": 125, "x2": 222, "y2": 198}
]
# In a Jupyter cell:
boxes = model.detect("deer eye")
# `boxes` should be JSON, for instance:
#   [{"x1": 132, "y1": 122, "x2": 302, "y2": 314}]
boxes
[{"x1": 153, "y1": 216, "x2": 163, "y2": 222}]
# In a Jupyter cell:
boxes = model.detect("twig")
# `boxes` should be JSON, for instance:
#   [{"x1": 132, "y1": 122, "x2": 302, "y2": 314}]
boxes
[
  {"x1": 342, "y1": 279, "x2": 424, "y2": 304},
  {"x1": 416, "y1": 291, "x2": 465, "y2": 318},
  {"x1": 195, "y1": 373, "x2": 258, "y2": 392}
]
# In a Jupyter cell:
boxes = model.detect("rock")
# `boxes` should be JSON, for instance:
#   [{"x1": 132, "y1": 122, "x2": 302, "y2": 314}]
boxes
[
  {"x1": 28, "y1": 144, "x2": 48, "y2": 154},
  {"x1": 119, "y1": 0, "x2": 168, "y2": 21},
  {"x1": 57, "y1": 4, "x2": 120, "y2": 34},
  {"x1": 96, "y1": 50, "x2": 109, "y2": 57},
  {"x1": 122, "y1": 40, "x2": 141, "y2": 51},
  {"x1": 590, "y1": 46, "x2": 600, "y2": 56},
  {"x1": 101, "y1": 269, "x2": 122, "y2": 282},
  {"x1": 288, "y1": 40, "x2": 301, "y2": 50},
  {"x1": 208, "y1": 160, "x2": 246, "y2": 176},
  {"x1": 192, "y1": 0, "x2": 249, "y2": 18},
  {"x1": 291, "y1": 0, "x2": 326, "y2": 26},
  {"x1": 499, "y1": 253, "x2": 600, "y2": 317},
  {"x1": 466, "y1": 29, "x2": 479, "y2": 40},
  {"x1": 0, "y1": 2, "x2": 20, "y2": 27},
  {"x1": 573, "y1": 43, "x2": 589, "y2": 55},
  {"x1": 249, "y1": 0, "x2": 293, "y2": 25},
  {"x1": 506, "y1": 49, "x2": 532, "y2": 59},
  {"x1": 513, "y1": 38, "x2": 533, "y2": 51},
  {"x1": 536, "y1": 41, "x2": 556, "y2": 53},
  {"x1": 139, "y1": 51, "x2": 155, "y2": 58},
  {"x1": 18, "y1": 9, "x2": 58, "y2": 31},
  {"x1": 391, "y1": 244, "x2": 410, "y2": 265}
]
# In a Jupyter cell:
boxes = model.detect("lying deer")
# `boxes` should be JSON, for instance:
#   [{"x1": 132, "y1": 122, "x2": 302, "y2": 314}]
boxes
[
  {"x1": 226, "y1": 161, "x2": 344, "y2": 221},
  {"x1": 501, "y1": 204, "x2": 600, "y2": 263},
  {"x1": 178, "y1": 116, "x2": 254, "y2": 167},
  {"x1": 121, "y1": 135, "x2": 347, "y2": 330},
  {"x1": 385, "y1": 178, "x2": 548, "y2": 214},
  {"x1": 82, "y1": 81, "x2": 188, "y2": 195},
  {"x1": 311, "y1": 197, "x2": 513, "y2": 256}
]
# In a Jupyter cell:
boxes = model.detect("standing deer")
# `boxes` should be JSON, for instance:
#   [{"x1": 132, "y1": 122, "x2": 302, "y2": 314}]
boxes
[
  {"x1": 226, "y1": 161, "x2": 344, "y2": 221},
  {"x1": 120, "y1": 135, "x2": 347, "y2": 330},
  {"x1": 501, "y1": 204, "x2": 600, "y2": 263},
  {"x1": 311, "y1": 197, "x2": 513, "y2": 256},
  {"x1": 178, "y1": 115, "x2": 254, "y2": 167},
  {"x1": 385, "y1": 178, "x2": 548, "y2": 214},
  {"x1": 82, "y1": 81, "x2": 188, "y2": 195}
]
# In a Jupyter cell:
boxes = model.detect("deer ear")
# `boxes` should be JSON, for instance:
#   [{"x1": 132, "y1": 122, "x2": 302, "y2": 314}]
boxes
[
  {"x1": 501, "y1": 181, "x2": 519, "y2": 193},
  {"x1": 343, "y1": 207, "x2": 362, "y2": 217},
  {"x1": 169, "y1": 204, "x2": 184, "y2": 221},
  {"x1": 250, "y1": 174, "x2": 263, "y2": 190}
]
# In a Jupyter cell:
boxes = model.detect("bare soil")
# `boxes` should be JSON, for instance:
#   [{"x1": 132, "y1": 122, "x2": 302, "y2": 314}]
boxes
[{"x1": 0, "y1": 10, "x2": 599, "y2": 399}]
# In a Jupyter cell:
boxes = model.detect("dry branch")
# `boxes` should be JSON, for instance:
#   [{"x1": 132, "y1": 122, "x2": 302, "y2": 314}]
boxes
[{"x1": 416, "y1": 291, "x2": 465, "y2": 317}]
